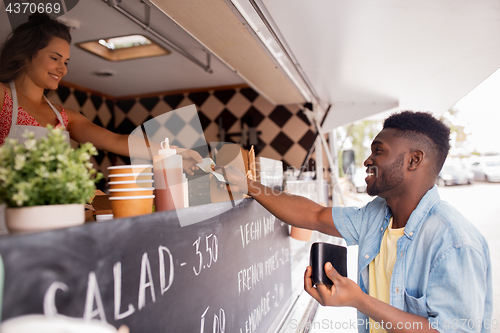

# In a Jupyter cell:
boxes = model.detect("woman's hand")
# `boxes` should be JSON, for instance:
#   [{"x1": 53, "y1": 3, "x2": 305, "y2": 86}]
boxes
[
  {"x1": 304, "y1": 263, "x2": 363, "y2": 308},
  {"x1": 176, "y1": 148, "x2": 203, "y2": 175}
]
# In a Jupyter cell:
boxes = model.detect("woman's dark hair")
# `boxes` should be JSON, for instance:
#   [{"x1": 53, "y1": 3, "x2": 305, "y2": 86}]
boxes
[{"x1": 0, "y1": 13, "x2": 71, "y2": 84}]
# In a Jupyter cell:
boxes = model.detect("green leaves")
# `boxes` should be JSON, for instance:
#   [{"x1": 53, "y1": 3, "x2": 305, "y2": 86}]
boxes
[{"x1": 0, "y1": 127, "x2": 103, "y2": 207}]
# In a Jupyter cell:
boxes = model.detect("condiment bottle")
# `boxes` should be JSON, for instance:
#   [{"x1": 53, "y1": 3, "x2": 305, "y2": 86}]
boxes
[
  {"x1": 153, "y1": 138, "x2": 185, "y2": 211},
  {"x1": 182, "y1": 173, "x2": 189, "y2": 208}
]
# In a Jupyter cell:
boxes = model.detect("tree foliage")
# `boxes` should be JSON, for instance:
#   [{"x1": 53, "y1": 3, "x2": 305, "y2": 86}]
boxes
[{"x1": 337, "y1": 119, "x2": 383, "y2": 176}]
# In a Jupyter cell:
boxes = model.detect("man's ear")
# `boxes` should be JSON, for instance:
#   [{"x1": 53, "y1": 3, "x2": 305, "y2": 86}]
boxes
[{"x1": 408, "y1": 150, "x2": 424, "y2": 171}]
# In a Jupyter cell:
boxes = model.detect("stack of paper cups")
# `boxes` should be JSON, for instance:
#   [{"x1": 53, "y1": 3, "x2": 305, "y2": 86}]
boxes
[{"x1": 107, "y1": 165, "x2": 154, "y2": 218}]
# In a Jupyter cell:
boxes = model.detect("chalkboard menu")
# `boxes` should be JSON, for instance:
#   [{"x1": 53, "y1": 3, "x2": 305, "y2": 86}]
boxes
[{"x1": 0, "y1": 199, "x2": 292, "y2": 332}]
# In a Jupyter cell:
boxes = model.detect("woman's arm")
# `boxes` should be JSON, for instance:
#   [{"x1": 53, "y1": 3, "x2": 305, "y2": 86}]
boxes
[
  {"x1": 66, "y1": 108, "x2": 130, "y2": 156},
  {"x1": 65, "y1": 108, "x2": 203, "y2": 173}
]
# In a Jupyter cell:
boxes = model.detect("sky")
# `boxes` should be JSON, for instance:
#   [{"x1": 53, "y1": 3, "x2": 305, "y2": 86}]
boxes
[
  {"x1": 360, "y1": 67, "x2": 500, "y2": 155},
  {"x1": 343, "y1": 68, "x2": 500, "y2": 161},
  {"x1": 453, "y1": 68, "x2": 500, "y2": 154}
]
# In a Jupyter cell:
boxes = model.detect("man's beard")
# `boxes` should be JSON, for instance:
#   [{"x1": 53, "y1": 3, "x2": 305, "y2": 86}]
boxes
[{"x1": 367, "y1": 153, "x2": 405, "y2": 197}]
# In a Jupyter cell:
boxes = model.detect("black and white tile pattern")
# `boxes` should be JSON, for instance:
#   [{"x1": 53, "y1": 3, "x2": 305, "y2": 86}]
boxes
[{"x1": 54, "y1": 85, "x2": 317, "y2": 182}]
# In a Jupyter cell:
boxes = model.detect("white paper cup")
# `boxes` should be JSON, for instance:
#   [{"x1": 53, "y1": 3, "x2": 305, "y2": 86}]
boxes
[
  {"x1": 109, "y1": 187, "x2": 154, "y2": 197},
  {"x1": 109, "y1": 195, "x2": 155, "y2": 218},
  {"x1": 95, "y1": 214, "x2": 114, "y2": 222},
  {"x1": 108, "y1": 164, "x2": 153, "y2": 175},
  {"x1": 109, "y1": 180, "x2": 154, "y2": 189},
  {"x1": 108, "y1": 173, "x2": 153, "y2": 182}
]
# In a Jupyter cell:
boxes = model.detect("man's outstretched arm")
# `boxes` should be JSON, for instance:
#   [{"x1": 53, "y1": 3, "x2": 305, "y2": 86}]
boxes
[{"x1": 222, "y1": 165, "x2": 342, "y2": 238}]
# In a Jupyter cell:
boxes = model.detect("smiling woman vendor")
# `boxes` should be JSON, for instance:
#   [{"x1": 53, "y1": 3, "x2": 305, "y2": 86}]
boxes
[{"x1": 0, "y1": 13, "x2": 202, "y2": 173}]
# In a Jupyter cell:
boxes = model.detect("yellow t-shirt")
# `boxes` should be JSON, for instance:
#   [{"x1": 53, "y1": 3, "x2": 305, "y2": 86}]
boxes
[{"x1": 368, "y1": 218, "x2": 405, "y2": 333}]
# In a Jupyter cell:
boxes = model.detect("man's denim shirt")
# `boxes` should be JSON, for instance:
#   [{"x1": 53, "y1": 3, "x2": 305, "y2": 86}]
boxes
[{"x1": 332, "y1": 186, "x2": 492, "y2": 333}]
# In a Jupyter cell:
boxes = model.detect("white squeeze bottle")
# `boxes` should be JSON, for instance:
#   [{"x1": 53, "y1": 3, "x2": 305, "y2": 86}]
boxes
[
  {"x1": 153, "y1": 138, "x2": 185, "y2": 211},
  {"x1": 182, "y1": 173, "x2": 189, "y2": 208}
]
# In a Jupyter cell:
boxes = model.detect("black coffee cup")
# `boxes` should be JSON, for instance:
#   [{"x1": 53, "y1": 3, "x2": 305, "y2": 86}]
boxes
[{"x1": 309, "y1": 242, "x2": 347, "y2": 285}]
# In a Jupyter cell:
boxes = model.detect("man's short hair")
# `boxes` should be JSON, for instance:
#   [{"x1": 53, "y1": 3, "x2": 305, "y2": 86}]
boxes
[{"x1": 383, "y1": 111, "x2": 450, "y2": 173}]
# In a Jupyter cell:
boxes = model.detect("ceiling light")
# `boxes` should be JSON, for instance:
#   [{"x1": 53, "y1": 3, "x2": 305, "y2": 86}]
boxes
[
  {"x1": 93, "y1": 69, "x2": 115, "y2": 77},
  {"x1": 77, "y1": 35, "x2": 170, "y2": 61}
]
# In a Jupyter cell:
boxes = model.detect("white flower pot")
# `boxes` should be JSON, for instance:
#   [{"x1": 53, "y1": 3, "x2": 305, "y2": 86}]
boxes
[
  {"x1": 0, "y1": 314, "x2": 119, "y2": 333},
  {"x1": 6, "y1": 204, "x2": 85, "y2": 233}
]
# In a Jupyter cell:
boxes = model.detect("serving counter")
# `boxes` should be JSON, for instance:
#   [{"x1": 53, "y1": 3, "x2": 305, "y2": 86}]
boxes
[{"x1": 0, "y1": 198, "x2": 323, "y2": 332}]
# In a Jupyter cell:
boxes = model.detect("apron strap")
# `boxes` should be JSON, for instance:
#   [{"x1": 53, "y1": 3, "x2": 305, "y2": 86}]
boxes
[
  {"x1": 9, "y1": 81, "x2": 66, "y2": 131},
  {"x1": 9, "y1": 81, "x2": 19, "y2": 127},
  {"x1": 43, "y1": 95, "x2": 66, "y2": 130}
]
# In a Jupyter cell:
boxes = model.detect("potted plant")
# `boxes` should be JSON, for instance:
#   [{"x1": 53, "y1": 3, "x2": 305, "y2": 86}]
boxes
[{"x1": 0, "y1": 127, "x2": 102, "y2": 233}]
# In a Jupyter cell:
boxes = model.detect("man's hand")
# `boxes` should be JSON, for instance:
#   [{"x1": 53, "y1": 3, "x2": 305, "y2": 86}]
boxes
[
  {"x1": 176, "y1": 148, "x2": 203, "y2": 175},
  {"x1": 304, "y1": 263, "x2": 363, "y2": 308},
  {"x1": 217, "y1": 165, "x2": 249, "y2": 194},
  {"x1": 305, "y1": 263, "x2": 439, "y2": 333}
]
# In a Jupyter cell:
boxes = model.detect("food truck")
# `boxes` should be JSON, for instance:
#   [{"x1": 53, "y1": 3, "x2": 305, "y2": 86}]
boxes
[{"x1": 0, "y1": 0, "x2": 499, "y2": 332}]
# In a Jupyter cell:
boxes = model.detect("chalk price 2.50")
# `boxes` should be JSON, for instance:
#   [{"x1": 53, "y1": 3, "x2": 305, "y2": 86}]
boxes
[{"x1": 5, "y1": 2, "x2": 61, "y2": 14}]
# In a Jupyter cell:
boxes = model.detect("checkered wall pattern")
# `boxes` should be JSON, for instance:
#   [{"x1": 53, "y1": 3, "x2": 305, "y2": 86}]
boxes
[{"x1": 53, "y1": 85, "x2": 318, "y2": 180}]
